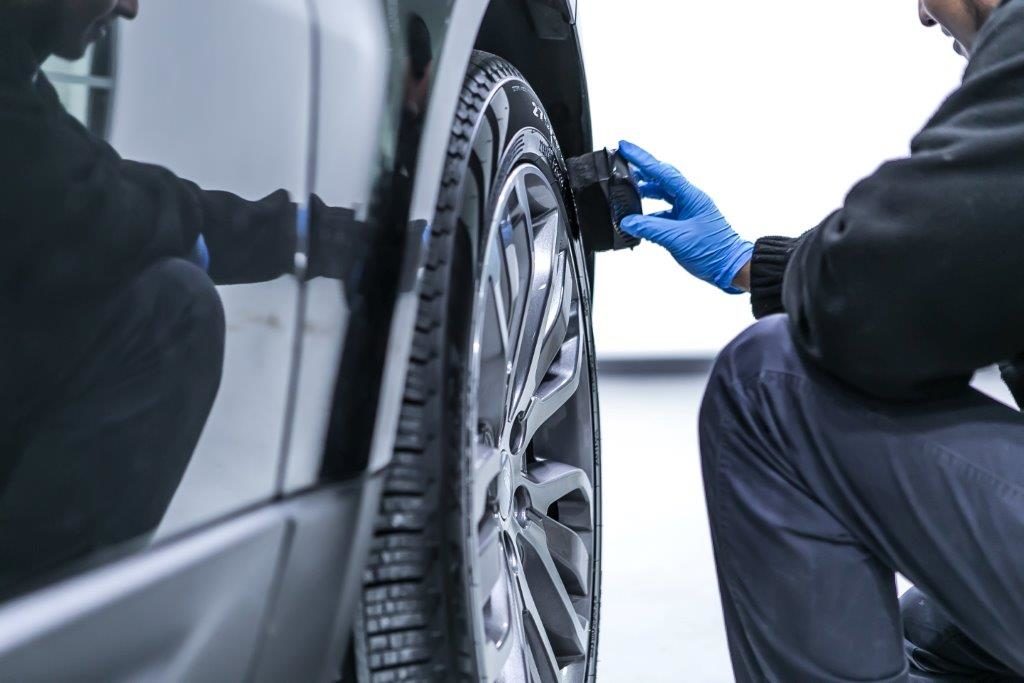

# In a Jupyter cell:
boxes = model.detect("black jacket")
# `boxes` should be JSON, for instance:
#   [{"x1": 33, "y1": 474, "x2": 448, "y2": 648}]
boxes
[
  {"x1": 749, "y1": 0, "x2": 1024, "y2": 401},
  {"x1": 0, "y1": 28, "x2": 297, "y2": 312}
]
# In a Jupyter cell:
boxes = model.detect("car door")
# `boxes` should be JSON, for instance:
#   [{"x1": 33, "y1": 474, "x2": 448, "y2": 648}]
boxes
[
  {"x1": 253, "y1": 3, "x2": 448, "y2": 677},
  {"x1": 0, "y1": 1, "x2": 313, "y2": 678}
]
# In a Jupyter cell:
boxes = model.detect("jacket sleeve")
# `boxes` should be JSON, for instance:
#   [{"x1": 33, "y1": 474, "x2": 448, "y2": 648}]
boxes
[
  {"x1": 0, "y1": 84, "x2": 297, "y2": 305},
  {"x1": 781, "y1": 3, "x2": 1024, "y2": 400},
  {"x1": 0, "y1": 86, "x2": 206, "y2": 304},
  {"x1": 181, "y1": 180, "x2": 296, "y2": 286}
]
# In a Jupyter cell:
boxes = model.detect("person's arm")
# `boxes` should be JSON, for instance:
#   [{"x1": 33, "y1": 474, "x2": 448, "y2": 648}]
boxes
[
  {"x1": 781, "y1": 2, "x2": 1024, "y2": 400},
  {"x1": 113, "y1": 161, "x2": 300, "y2": 286},
  {"x1": 0, "y1": 85, "x2": 202, "y2": 304},
  {"x1": 1, "y1": 75, "x2": 302, "y2": 305},
  {"x1": 183, "y1": 180, "x2": 296, "y2": 285}
]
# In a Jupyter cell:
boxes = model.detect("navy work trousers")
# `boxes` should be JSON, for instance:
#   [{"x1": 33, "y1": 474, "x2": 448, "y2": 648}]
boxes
[
  {"x1": 699, "y1": 315, "x2": 1024, "y2": 681},
  {"x1": 0, "y1": 259, "x2": 225, "y2": 597}
]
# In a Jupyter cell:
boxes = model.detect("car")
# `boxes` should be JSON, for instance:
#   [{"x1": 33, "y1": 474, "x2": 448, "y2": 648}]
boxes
[{"x1": 0, "y1": 0, "x2": 602, "y2": 680}]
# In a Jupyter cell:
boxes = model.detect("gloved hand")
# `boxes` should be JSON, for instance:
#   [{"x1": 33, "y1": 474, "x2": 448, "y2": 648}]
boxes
[
  {"x1": 188, "y1": 234, "x2": 210, "y2": 271},
  {"x1": 618, "y1": 140, "x2": 753, "y2": 293}
]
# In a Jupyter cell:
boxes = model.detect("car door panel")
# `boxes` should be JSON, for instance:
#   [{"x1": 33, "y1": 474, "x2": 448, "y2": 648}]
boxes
[
  {"x1": 0, "y1": 0, "x2": 314, "y2": 674},
  {"x1": 266, "y1": 5, "x2": 455, "y2": 674},
  {"x1": 249, "y1": 478, "x2": 384, "y2": 683},
  {"x1": 104, "y1": 0, "x2": 313, "y2": 540},
  {"x1": 0, "y1": 511, "x2": 287, "y2": 682},
  {"x1": 281, "y1": 0, "x2": 390, "y2": 494}
]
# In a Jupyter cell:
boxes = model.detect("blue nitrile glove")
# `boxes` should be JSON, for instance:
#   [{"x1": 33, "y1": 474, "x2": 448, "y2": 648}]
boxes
[
  {"x1": 618, "y1": 140, "x2": 753, "y2": 294},
  {"x1": 188, "y1": 234, "x2": 210, "y2": 271},
  {"x1": 296, "y1": 203, "x2": 309, "y2": 247}
]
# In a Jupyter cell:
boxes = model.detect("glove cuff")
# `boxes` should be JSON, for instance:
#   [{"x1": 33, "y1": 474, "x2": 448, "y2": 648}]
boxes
[{"x1": 717, "y1": 241, "x2": 754, "y2": 295}]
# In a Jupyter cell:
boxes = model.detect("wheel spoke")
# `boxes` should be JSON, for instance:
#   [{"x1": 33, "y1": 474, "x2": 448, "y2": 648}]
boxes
[
  {"x1": 486, "y1": 627, "x2": 522, "y2": 683},
  {"x1": 476, "y1": 518, "x2": 503, "y2": 605},
  {"x1": 524, "y1": 640, "x2": 556, "y2": 683},
  {"x1": 502, "y1": 188, "x2": 535, "y2": 394},
  {"x1": 473, "y1": 443, "x2": 502, "y2": 520},
  {"x1": 485, "y1": 636, "x2": 518, "y2": 683},
  {"x1": 517, "y1": 576, "x2": 562, "y2": 683},
  {"x1": 522, "y1": 460, "x2": 592, "y2": 525},
  {"x1": 482, "y1": 232, "x2": 512, "y2": 362},
  {"x1": 504, "y1": 209, "x2": 581, "y2": 451},
  {"x1": 539, "y1": 250, "x2": 571, "y2": 363},
  {"x1": 490, "y1": 276, "x2": 511, "y2": 363},
  {"x1": 505, "y1": 184, "x2": 560, "y2": 420},
  {"x1": 514, "y1": 172, "x2": 535, "y2": 240},
  {"x1": 519, "y1": 519, "x2": 588, "y2": 667},
  {"x1": 478, "y1": 231, "x2": 515, "y2": 433},
  {"x1": 525, "y1": 652, "x2": 547, "y2": 683},
  {"x1": 539, "y1": 514, "x2": 590, "y2": 596},
  {"x1": 481, "y1": 568, "x2": 520, "y2": 682},
  {"x1": 517, "y1": 323, "x2": 581, "y2": 453},
  {"x1": 514, "y1": 235, "x2": 565, "y2": 407},
  {"x1": 558, "y1": 661, "x2": 588, "y2": 682}
]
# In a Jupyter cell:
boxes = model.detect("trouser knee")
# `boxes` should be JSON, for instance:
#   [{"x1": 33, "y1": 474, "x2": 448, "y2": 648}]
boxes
[
  {"x1": 134, "y1": 258, "x2": 225, "y2": 340},
  {"x1": 129, "y1": 258, "x2": 226, "y2": 385},
  {"x1": 99, "y1": 258, "x2": 226, "y2": 532},
  {"x1": 699, "y1": 314, "x2": 797, "y2": 439}
]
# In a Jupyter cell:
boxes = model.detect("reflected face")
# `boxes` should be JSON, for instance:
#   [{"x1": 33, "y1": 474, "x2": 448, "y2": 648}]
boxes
[
  {"x1": 918, "y1": 0, "x2": 1000, "y2": 56},
  {"x1": 48, "y1": 0, "x2": 139, "y2": 60}
]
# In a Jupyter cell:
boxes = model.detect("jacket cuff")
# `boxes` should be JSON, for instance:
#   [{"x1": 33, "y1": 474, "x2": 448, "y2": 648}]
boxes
[{"x1": 750, "y1": 236, "x2": 800, "y2": 319}]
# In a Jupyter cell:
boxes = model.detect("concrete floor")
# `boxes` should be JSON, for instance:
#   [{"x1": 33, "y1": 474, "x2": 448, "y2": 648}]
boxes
[
  {"x1": 596, "y1": 371, "x2": 733, "y2": 681},
  {"x1": 594, "y1": 365, "x2": 1015, "y2": 681}
]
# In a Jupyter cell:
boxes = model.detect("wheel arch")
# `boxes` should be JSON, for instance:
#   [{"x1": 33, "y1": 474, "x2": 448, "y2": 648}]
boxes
[
  {"x1": 405, "y1": 0, "x2": 590, "y2": 229},
  {"x1": 474, "y1": 0, "x2": 593, "y2": 159},
  {"x1": 369, "y1": 0, "x2": 592, "y2": 478}
]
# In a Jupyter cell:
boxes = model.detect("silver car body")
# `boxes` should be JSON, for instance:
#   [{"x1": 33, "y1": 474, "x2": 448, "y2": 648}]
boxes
[{"x1": 0, "y1": 0, "x2": 590, "y2": 679}]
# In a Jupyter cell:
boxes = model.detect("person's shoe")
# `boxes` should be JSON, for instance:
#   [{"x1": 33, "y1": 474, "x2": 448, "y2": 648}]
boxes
[{"x1": 901, "y1": 587, "x2": 1022, "y2": 682}]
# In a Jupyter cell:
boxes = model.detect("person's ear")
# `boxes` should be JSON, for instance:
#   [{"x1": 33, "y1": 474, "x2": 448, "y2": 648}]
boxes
[{"x1": 117, "y1": 0, "x2": 139, "y2": 20}]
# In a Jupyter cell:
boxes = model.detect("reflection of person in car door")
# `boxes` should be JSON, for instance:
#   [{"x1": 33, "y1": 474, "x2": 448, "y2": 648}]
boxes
[{"x1": 0, "y1": 0, "x2": 308, "y2": 595}]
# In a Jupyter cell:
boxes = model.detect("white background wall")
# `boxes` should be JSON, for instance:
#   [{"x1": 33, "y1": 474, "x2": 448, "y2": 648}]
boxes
[{"x1": 580, "y1": 1, "x2": 968, "y2": 358}]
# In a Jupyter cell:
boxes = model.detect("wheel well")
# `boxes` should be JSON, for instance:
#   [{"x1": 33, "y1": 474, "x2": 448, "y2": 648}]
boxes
[{"x1": 474, "y1": 0, "x2": 593, "y2": 158}]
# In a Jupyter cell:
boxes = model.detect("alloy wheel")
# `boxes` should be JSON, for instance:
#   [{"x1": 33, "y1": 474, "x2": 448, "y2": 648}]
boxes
[{"x1": 467, "y1": 164, "x2": 596, "y2": 683}]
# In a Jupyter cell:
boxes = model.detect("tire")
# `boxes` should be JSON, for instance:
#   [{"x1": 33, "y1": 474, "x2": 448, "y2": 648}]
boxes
[{"x1": 353, "y1": 51, "x2": 602, "y2": 683}]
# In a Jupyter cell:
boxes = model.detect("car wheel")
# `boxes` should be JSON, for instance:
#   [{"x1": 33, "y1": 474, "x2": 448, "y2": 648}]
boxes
[{"x1": 353, "y1": 51, "x2": 602, "y2": 683}]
